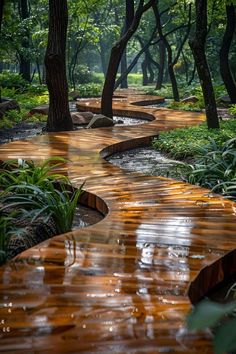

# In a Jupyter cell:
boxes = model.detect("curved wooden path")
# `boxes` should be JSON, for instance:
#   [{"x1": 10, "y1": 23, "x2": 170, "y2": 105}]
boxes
[{"x1": 0, "y1": 92, "x2": 236, "y2": 353}]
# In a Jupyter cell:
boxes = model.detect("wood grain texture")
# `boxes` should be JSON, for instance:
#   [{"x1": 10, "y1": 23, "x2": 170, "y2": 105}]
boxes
[{"x1": 0, "y1": 93, "x2": 235, "y2": 353}]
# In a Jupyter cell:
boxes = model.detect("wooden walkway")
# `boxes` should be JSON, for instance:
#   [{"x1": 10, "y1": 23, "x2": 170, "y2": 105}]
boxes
[{"x1": 0, "y1": 93, "x2": 236, "y2": 353}]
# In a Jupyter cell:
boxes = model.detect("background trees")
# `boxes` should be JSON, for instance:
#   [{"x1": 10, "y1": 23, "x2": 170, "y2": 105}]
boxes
[
  {"x1": 44, "y1": 0, "x2": 73, "y2": 131},
  {"x1": 0, "y1": 0, "x2": 235, "y2": 130}
]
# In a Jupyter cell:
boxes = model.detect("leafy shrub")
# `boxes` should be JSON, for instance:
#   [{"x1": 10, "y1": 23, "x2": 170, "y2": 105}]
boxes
[
  {"x1": 0, "y1": 87, "x2": 48, "y2": 126},
  {"x1": 0, "y1": 158, "x2": 69, "y2": 190},
  {"x1": 0, "y1": 216, "x2": 12, "y2": 265},
  {"x1": 153, "y1": 120, "x2": 236, "y2": 159},
  {"x1": 187, "y1": 300, "x2": 236, "y2": 354},
  {"x1": 167, "y1": 100, "x2": 204, "y2": 112},
  {"x1": 74, "y1": 65, "x2": 92, "y2": 84},
  {"x1": 1, "y1": 182, "x2": 84, "y2": 234},
  {"x1": 185, "y1": 137, "x2": 236, "y2": 200},
  {"x1": 0, "y1": 158, "x2": 85, "y2": 264},
  {"x1": 76, "y1": 83, "x2": 102, "y2": 97},
  {"x1": 229, "y1": 104, "x2": 236, "y2": 117},
  {"x1": 0, "y1": 71, "x2": 27, "y2": 91}
]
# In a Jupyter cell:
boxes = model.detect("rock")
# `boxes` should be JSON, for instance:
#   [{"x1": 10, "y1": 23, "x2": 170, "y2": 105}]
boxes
[
  {"x1": 76, "y1": 111, "x2": 94, "y2": 119},
  {"x1": 86, "y1": 114, "x2": 114, "y2": 129},
  {"x1": 71, "y1": 112, "x2": 92, "y2": 125},
  {"x1": 30, "y1": 104, "x2": 49, "y2": 116},
  {"x1": 181, "y1": 96, "x2": 199, "y2": 104},
  {"x1": 0, "y1": 98, "x2": 20, "y2": 119},
  {"x1": 69, "y1": 91, "x2": 80, "y2": 100},
  {"x1": 219, "y1": 95, "x2": 231, "y2": 104}
]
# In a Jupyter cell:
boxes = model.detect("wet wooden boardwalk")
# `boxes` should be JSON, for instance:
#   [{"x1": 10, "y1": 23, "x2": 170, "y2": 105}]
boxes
[{"x1": 0, "y1": 93, "x2": 236, "y2": 353}]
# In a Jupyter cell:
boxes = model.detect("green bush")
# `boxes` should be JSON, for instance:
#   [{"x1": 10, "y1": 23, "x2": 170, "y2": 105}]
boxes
[
  {"x1": 74, "y1": 65, "x2": 92, "y2": 84},
  {"x1": 76, "y1": 83, "x2": 102, "y2": 97},
  {"x1": 0, "y1": 87, "x2": 48, "y2": 126},
  {"x1": 152, "y1": 120, "x2": 236, "y2": 159},
  {"x1": 229, "y1": 104, "x2": 236, "y2": 117},
  {"x1": 0, "y1": 158, "x2": 85, "y2": 264},
  {"x1": 185, "y1": 137, "x2": 236, "y2": 200},
  {"x1": 0, "y1": 71, "x2": 27, "y2": 91}
]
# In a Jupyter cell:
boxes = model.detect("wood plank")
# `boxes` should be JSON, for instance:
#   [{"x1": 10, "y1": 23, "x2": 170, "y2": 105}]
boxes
[{"x1": 0, "y1": 93, "x2": 235, "y2": 353}]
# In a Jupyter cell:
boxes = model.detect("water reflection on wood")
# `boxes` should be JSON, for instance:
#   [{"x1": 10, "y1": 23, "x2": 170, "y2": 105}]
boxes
[{"x1": 0, "y1": 93, "x2": 235, "y2": 353}]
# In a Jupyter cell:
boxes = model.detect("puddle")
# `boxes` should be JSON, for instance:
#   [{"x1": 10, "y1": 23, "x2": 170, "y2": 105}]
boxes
[{"x1": 107, "y1": 146, "x2": 184, "y2": 178}]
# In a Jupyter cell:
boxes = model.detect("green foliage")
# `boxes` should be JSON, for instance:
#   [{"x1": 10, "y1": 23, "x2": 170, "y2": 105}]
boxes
[
  {"x1": 152, "y1": 120, "x2": 236, "y2": 159},
  {"x1": 185, "y1": 137, "x2": 236, "y2": 200},
  {"x1": 0, "y1": 72, "x2": 27, "y2": 91},
  {"x1": 0, "y1": 158, "x2": 85, "y2": 264},
  {"x1": 0, "y1": 87, "x2": 48, "y2": 127},
  {"x1": 167, "y1": 100, "x2": 204, "y2": 112},
  {"x1": 0, "y1": 216, "x2": 12, "y2": 265},
  {"x1": 76, "y1": 83, "x2": 102, "y2": 97},
  {"x1": 74, "y1": 65, "x2": 93, "y2": 84},
  {"x1": 2, "y1": 182, "x2": 84, "y2": 234},
  {"x1": 0, "y1": 158, "x2": 69, "y2": 190},
  {"x1": 187, "y1": 300, "x2": 236, "y2": 354},
  {"x1": 229, "y1": 104, "x2": 236, "y2": 117}
]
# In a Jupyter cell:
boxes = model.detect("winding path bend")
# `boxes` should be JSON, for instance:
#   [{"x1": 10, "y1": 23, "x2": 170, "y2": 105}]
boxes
[{"x1": 0, "y1": 93, "x2": 236, "y2": 353}]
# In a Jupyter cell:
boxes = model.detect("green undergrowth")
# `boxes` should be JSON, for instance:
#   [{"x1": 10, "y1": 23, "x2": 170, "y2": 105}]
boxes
[
  {"x1": 1, "y1": 87, "x2": 49, "y2": 128},
  {"x1": 153, "y1": 120, "x2": 236, "y2": 159},
  {"x1": 0, "y1": 158, "x2": 85, "y2": 265}
]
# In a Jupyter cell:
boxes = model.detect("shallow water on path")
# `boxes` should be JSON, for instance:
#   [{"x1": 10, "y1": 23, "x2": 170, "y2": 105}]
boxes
[{"x1": 107, "y1": 146, "x2": 183, "y2": 178}]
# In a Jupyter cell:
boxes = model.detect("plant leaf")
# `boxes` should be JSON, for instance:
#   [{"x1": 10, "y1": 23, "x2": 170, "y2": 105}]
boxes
[
  {"x1": 187, "y1": 300, "x2": 236, "y2": 330},
  {"x1": 214, "y1": 317, "x2": 236, "y2": 354}
]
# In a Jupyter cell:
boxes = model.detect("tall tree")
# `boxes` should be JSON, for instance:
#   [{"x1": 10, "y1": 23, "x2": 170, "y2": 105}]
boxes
[
  {"x1": 45, "y1": 0, "x2": 73, "y2": 132},
  {"x1": 120, "y1": 0, "x2": 134, "y2": 89},
  {"x1": 220, "y1": 3, "x2": 236, "y2": 103},
  {"x1": 189, "y1": 0, "x2": 219, "y2": 129},
  {"x1": 101, "y1": 0, "x2": 156, "y2": 118},
  {"x1": 0, "y1": 0, "x2": 4, "y2": 31},
  {"x1": 0, "y1": 0, "x2": 4, "y2": 103},
  {"x1": 19, "y1": 0, "x2": 31, "y2": 82}
]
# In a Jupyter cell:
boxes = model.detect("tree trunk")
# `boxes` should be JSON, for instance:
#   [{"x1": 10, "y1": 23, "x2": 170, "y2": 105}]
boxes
[
  {"x1": 101, "y1": 0, "x2": 155, "y2": 118},
  {"x1": 45, "y1": 0, "x2": 73, "y2": 132},
  {"x1": 189, "y1": 0, "x2": 219, "y2": 129},
  {"x1": 120, "y1": 0, "x2": 134, "y2": 89},
  {"x1": 0, "y1": 0, "x2": 4, "y2": 31},
  {"x1": 19, "y1": 0, "x2": 31, "y2": 82},
  {"x1": 0, "y1": 0, "x2": 4, "y2": 103},
  {"x1": 220, "y1": 4, "x2": 236, "y2": 103},
  {"x1": 141, "y1": 59, "x2": 149, "y2": 85},
  {"x1": 153, "y1": 3, "x2": 179, "y2": 101},
  {"x1": 120, "y1": 50, "x2": 128, "y2": 88},
  {"x1": 156, "y1": 40, "x2": 165, "y2": 89}
]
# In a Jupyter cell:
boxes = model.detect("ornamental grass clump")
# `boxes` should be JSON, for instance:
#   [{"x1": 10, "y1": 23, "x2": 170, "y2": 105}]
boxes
[
  {"x1": 186, "y1": 137, "x2": 236, "y2": 200},
  {"x1": 0, "y1": 158, "x2": 85, "y2": 265},
  {"x1": 1, "y1": 182, "x2": 84, "y2": 234}
]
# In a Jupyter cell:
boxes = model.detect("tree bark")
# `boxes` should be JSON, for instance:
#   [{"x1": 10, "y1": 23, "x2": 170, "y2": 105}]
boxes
[
  {"x1": 19, "y1": 0, "x2": 31, "y2": 82},
  {"x1": 189, "y1": 0, "x2": 219, "y2": 129},
  {"x1": 220, "y1": 4, "x2": 236, "y2": 103},
  {"x1": 0, "y1": 0, "x2": 4, "y2": 31},
  {"x1": 45, "y1": 0, "x2": 73, "y2": 132},
  {"x1": 153, "y1": 2, "x2": 179, "y2": 101},
  {"x1": 0, "y1": 0, "x2": 4, "y2": 103},
  {"x1": 156, "y1": 40, "x2": 165, "y2": 89},
  {"x1": 120, "y1": 0, "x2": 134, "y2": 89},
  {"x1": 101, "y1": 0, "x2": 156, "y2": 118},
  {"x1": 120, "y1": 50, "x2": 128, "y2": 88}
]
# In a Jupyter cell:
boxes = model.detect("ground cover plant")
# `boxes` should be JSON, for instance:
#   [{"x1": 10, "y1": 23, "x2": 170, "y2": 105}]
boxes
[
  {"x1": 0, "y1": 158, "x2": 84, "y2": 265},
  {"x1": 152, "y1": 121, "x2": 236, "y2": 202}
]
